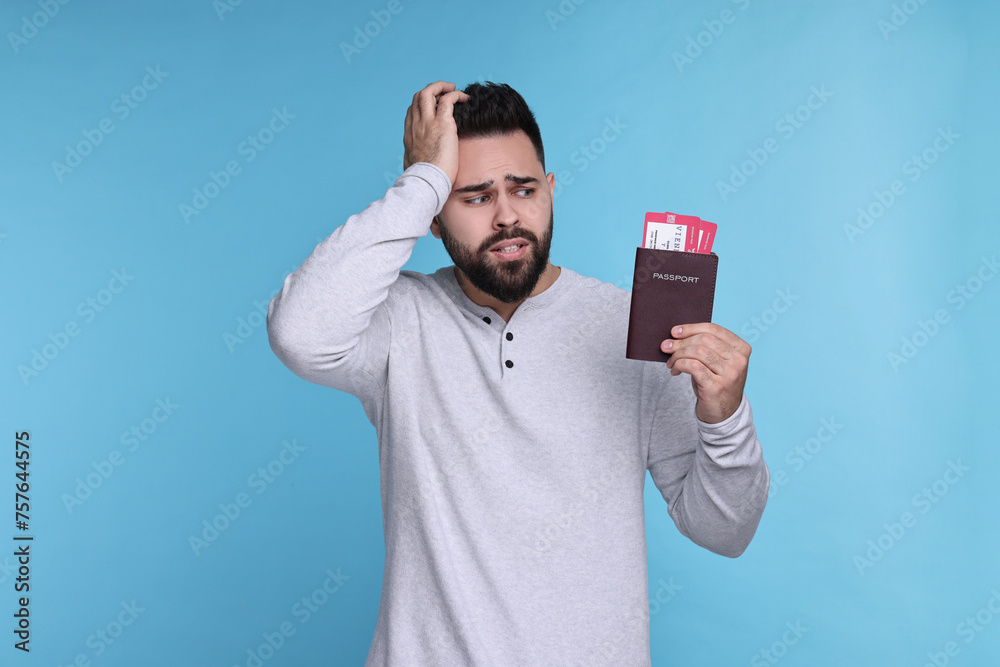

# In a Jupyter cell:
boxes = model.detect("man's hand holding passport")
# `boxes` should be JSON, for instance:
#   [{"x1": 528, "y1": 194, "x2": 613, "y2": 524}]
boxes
[{"x1": 626, "y1": 210, "x2": 750, "y2": 424}]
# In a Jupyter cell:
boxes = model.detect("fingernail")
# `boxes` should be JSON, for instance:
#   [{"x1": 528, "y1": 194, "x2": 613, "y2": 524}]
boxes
[
  {"x1": 673, "y1": 326, "x2": 682, "y2": 336},
  {"x1": 662, "y1": 340, "x2": 673, "y2": 351}
]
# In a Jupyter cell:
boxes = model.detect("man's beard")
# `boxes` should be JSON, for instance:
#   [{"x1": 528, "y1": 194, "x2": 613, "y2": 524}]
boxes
[{"x1": 438, "y1": 207, "x2": 554, "y2": 304}]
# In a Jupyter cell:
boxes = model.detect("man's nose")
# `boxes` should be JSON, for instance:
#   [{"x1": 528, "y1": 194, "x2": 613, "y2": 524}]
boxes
[{"x1": 493, "y1": 192, "x2": 520, "y2": 227}]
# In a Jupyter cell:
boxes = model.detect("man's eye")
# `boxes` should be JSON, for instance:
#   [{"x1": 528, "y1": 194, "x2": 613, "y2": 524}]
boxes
[{"x1": 466, "y1": 188, "x2": 533, "y2": 205}]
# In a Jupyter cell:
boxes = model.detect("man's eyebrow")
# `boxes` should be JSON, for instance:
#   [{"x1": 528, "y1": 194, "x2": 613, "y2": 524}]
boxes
[{"x1": 452, "y1": 174, "x2": 540, "y2": 195}]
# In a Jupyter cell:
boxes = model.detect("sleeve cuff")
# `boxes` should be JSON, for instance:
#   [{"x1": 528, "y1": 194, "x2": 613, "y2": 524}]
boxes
[
  {"x1": 399, "y1": 162, "x2": 453, "y2": 214},
  {"x1": 696, "y1": 392, "x2": 752, "y2": 442}
]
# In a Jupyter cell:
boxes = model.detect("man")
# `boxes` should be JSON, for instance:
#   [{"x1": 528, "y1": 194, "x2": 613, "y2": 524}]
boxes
[{"x1": 267, "y1": 80, "x2": 769, "y2": 666}]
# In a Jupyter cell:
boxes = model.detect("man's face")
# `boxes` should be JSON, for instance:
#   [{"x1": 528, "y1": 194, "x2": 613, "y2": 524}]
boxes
[{"x1": 431, "y1": 130, "x2": 556, "y2": 304}]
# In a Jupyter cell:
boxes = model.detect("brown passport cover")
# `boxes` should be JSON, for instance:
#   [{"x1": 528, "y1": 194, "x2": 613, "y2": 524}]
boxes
[{"x1": 626, "y1": 247, "x2": 718, "y2": 362}]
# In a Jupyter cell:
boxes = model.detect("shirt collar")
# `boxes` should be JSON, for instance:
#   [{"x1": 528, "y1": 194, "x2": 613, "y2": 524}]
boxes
[{"x1": 433, "y1": 264, "x2": 577, "y2": 317}]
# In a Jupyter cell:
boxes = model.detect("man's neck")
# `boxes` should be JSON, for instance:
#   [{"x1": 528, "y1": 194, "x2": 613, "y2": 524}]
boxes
[{"x1": 455, "y1": 263, "x2": 562, "y2": 323}]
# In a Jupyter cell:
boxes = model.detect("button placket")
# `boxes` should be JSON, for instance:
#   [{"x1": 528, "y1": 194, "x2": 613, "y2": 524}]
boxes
[{"x1": 502, "y1": 328, "x2": 514, "y2": 370}]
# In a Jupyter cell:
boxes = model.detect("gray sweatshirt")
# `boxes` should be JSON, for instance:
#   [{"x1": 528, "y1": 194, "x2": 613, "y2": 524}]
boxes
[{"x1": 266, "y1": 161, "x2": 770, "y2": 666}]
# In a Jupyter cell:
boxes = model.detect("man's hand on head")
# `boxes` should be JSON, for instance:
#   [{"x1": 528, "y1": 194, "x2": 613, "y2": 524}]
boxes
[
  {"x1": 402, "y1": 81, "x2": 469, "y2": 185},
  {"x1": 660, "y1": 323, "x2": 751, "y2": 424}
]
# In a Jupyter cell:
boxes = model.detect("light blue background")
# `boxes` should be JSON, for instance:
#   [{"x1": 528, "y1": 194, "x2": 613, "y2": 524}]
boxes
[{"x1": 3, "y1": 0, "x2": 999, "y2": 665}]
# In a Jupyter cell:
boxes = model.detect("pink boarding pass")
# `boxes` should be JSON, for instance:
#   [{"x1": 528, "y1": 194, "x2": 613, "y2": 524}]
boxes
[
  {"x1": 695, "y1": 218, "x2": 716, "y2": 253},
  {"x1": 642, "y1": 211, "x2": 717, "y2": 253},
  {"x1": 642, "y1": 212, "x2": 698, "y2": 252}
]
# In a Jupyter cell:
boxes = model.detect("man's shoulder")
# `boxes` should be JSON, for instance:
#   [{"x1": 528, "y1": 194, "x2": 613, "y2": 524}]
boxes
[
  {"x1": 384, "y1": 266, "x2": 454, "y2": 305},
  {"x1": 562, "y1": 266, "x2": 631, "y2": 311},
  {"x1": 388, "y1": 268, "x2": 439, "y2": 294}
]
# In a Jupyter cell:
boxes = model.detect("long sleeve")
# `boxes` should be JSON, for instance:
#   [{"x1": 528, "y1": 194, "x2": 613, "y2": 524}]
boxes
[
  {"x1": 645, "y1": 364, "x2": 770, "y2": 558},
  {"x1": 266, "y1": 162, "x2": 452, "y2": 417}
]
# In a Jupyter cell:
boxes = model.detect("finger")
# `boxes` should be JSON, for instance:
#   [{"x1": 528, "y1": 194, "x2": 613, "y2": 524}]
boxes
[
  {"x1": 435, "y1": 89, "x2": 470, "y2": 120},
  {"x1": 671, "y1": 322, "x2": 750, "y2": 356},
  {"x1": 664, "y1": 332, "x2": 732, "y2": 361},
  {"x1": 403, "y1": 105, "x2": 414, "y2": 163},
  {"x1": 667, "y1": 356, "x2": 714, "y2": 384},
  {"x1": 418, "y1": 81, "x2": 456, "y2": 116},
  {"x1": 666, "y1": 341, "x2": 728, "y2": 377},
  {"x1": 410, "y1": 91, "x2": 422, "y2": 122}
]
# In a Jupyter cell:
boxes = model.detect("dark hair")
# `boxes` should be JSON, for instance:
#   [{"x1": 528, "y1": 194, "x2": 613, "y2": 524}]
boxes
[{"x1": 452, "y1": 81, "x2": 545, "y2": 171}]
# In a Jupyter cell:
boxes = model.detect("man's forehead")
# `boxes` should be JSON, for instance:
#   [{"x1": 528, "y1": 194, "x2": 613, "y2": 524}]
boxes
[{"x1": 453, "y1": 132, "x2": 542, "y2": 190}]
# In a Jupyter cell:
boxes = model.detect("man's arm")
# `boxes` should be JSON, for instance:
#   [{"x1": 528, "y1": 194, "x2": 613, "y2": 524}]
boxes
[
  {"x1": 266, "y1": 163, "x2": 448, "y2": 388},
  {"x1": 646, "y1": 322, "x2": 769, "y2": 557},
  {"x1": 266, "y1": 81, "x2": 467, "y2": 411},
  {"x1": 646, "y1": 376, "x2": 769, "y2": 557}
]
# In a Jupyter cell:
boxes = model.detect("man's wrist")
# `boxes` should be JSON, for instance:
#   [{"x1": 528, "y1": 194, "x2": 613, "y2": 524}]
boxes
[{"x1": 696, "y1": 392, "x2": 751, "y2": 440}]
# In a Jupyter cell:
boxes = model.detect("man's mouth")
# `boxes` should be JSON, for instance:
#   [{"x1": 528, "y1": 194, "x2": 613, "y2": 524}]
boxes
[
  {"x1": 489, "y1": 241, "x2": 529, "y2": 261},
  {"x1": 489, "y1": 237, "x2": 529, "y2": 252}
]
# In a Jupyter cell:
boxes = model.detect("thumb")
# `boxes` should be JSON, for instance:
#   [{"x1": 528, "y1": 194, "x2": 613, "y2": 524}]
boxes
[{"x1": 435, "y1": 90, "x2": 470, "y2": 120}]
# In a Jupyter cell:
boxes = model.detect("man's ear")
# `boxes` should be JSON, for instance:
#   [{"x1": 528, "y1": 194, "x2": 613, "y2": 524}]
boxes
[
  {"x1": 430, "y1": 215, "x2": 441, "y2": 239},
  {"x1": 546, "y1": 172, "x2": 555, "y2": 200}
]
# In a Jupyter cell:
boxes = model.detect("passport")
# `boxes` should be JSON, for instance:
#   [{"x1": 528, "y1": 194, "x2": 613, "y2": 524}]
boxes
[{"x1": 625, "y1": 247, "x2": 718, "y2": 363}]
